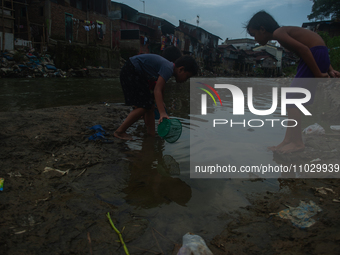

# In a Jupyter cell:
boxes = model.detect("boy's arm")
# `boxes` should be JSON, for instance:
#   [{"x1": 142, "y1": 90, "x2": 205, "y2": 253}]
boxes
[
  {"x1": 328, "y1": 65, "x2": 340, "y2": 78},
  {"x1": 154, "y1": 75, "x2": 169, "y2": 123},
  {"x1": 273, "y1": 29, "x2": 329, "y2": 78}
]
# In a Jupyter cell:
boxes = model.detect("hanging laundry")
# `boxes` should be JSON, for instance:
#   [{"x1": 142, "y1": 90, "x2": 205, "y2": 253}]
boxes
[
  {"x1": 84, "y1": 26, "x2": 90, "y2": 32},
  {"x1": 144, "y1": 36, "x2": 148, "y2": 45},
  {"x1": 97, "y1": 24, "x2": 104, "y2": 40},
  {"x1": 161, "y1": 35, "x2": 166, "y2": 50}
]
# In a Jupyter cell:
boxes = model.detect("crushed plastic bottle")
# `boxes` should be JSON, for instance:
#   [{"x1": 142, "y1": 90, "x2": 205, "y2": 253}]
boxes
[{"x1": 177, "y1": 232, "x2": 213, "y2": 255}]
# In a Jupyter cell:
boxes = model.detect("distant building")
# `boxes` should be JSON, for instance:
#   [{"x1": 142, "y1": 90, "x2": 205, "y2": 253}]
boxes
[
  {"x1": 109, "y1": 2, "x2": 176, "y2": 54},
  {"x1": 222, "y1": 38, "x2": 256, "y2": 50},
  {"x1": 28, "y1": 0, "x2": 111, "y2": 48},
  {"x1": 178, "y1": 20, "x2": 221, "y2": 70},
  {"x1": 218, "y1": 44, "x2": 238, "y2": 69},
  {"x1": 302, "y1": 20, "x2": 340, "y2": 37},
  {"x1": 253, "y1": 44, "x2": 283, "y2": 74}
]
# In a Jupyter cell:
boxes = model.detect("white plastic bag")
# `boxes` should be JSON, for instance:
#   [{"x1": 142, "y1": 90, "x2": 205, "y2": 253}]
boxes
[
  {"x1": 302, "y1": 123, "x2": 325, "y2": 135},
  {"x1": 177, "y1": 232, "x2": 213, "y2": 255}
]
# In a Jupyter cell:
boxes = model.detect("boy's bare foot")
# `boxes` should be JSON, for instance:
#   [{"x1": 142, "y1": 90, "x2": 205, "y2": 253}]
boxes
[
  {"x1": 114, "y1": 131, "x2": 133, "y2": 140},
  {"x1": 276, "y1": 142, "x2": 305, "y2": 154},
  {"x1": 268, "y1": 141, "x2": 290, "y2": 152}
]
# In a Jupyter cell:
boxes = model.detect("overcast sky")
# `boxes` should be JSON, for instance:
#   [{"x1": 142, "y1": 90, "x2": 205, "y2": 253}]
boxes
[{"x1": 116, "y1": 0, "x2": 315, "y2": 44}]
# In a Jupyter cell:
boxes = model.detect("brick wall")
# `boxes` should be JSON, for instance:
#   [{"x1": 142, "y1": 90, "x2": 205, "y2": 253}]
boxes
[{"x1": 46, "y1": 2, "x2": 112, "y2": 48}]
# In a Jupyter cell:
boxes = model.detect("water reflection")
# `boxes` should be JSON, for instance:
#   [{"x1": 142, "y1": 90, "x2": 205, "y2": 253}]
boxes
[
  {"x1": 0, "y1": 78, "x2": 124, "y2": 112},
  {"x1": 123, "y1": 136, "x2": 192, "y2": 208}
]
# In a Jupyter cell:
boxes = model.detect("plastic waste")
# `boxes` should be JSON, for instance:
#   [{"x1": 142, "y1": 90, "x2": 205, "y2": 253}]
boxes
[
  {"x1": 277, "y1": 200, "x2": 322, "y2": 228},
  {"x1": 0, "y1": 178, "x2": 4, "y2": 191},
  {"x1": 302, "y1": 123, "x2": 325, "y2": 135},
  {"x1": 43, "y1": 167, "x2": 69, "y2": 175},
  {"x1": 177, "y1": 232, "x2": 213, "y2": 255},
  {"x1": 330, "y1": 125, "x2": 340, "y2": 131}
]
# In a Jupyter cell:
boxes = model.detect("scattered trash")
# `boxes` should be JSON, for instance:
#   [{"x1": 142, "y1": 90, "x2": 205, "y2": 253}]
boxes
[
  {"x1": 72, "y1": 169, "x2": 87, "y2": 182},
  {"x1": 7, "y1": 172, "x2": 22, "y2": 177},
  {"x1": 277, "y1": 200, "x2": 322, "y2": 228},
  {"x1": 106, "y1": 212, "x2": 130, "y2": 255},
  {"x1": 177, "y1": 232, "x2": 213, "y2": 255},
  {"x1": 88, "y1": 132, "x2": 113, "y2": 143},
  {"x1": 89, "y1": 124, "x2": 108, "y2": 135},
  {"x1": 314, "y1": 187, "x2": 335, "y2": 195},
  {"x1": 330, "y1": 125, "x2": 340, "y2": 131},
  {"x1": 14, "y1": 230, "x2": 27, "y2": 235},
  {"x1": 0, "y1": 178, "x2": 4, "y2": 191},
  {"x1": 88, "y1": 125, "x2": 113, "y2": 143},
  {"x1": 310, "y1": 158, "x2": 321, "y2": 163},
  {"x1": 43, "y1": 167, "x2": 69, "y2": 175},
  {"x1": 302, "y1": 123, "x2": 325, "y2": 135}
]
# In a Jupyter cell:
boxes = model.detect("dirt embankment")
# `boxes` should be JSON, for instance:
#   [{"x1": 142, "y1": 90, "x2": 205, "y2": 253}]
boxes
[{"x1": 0, "y1": 104, "x2": 144, "y2": 254}]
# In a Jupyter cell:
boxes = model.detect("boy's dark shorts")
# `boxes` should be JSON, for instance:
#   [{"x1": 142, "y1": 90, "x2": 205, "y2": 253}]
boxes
[
  {"x1": 120, "y1": 59, "x2": 154, "y2": 109},
  {"x1": 286, "y1": 46, "x2": 330, "y2": 108}
]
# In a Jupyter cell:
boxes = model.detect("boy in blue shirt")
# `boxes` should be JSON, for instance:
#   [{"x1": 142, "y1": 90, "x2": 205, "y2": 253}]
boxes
[{"x1": 114, "y1": 54, "x2": 198, "y2": 140}]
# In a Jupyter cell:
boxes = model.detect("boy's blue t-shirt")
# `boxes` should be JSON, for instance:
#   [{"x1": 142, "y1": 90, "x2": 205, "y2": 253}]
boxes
[{"x1": 129, "y1": 54, "x2": 174, "y2": 82}]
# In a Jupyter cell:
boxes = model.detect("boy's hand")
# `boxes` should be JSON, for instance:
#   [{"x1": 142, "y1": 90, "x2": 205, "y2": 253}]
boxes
[
  {"x1": 329, "y1": 70, "x2": 340, "y2": 78},
  {"x1": 319, "y1": 73, "x2": 330, "y2": 78},
  {"x1": 158, "y1": 113, "x2": 169, "y2": 124}
]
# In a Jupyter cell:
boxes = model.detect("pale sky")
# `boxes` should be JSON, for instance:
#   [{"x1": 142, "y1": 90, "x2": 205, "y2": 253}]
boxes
[{"x1": 116, "y1": 0, "x2": 315, "y2": 44}]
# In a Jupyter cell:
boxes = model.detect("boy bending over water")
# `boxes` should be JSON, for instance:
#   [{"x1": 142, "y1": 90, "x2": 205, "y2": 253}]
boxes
[
  {"x1": 246, "y1": 10, "x2": 340, "y2": 154},
  {"x1": 115, "y1": 54, "x2": 198, "y2": 140}
]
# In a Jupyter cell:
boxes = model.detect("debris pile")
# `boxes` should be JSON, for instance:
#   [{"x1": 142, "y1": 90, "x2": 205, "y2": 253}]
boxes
[{"x1": 0, "y1": 49, "x2": 66, "y2": 78}]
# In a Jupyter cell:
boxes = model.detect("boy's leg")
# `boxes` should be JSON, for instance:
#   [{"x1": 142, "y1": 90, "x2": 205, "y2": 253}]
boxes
[
  {"x1": 277, "y1": 107, "x2": 304, "y2": 154},
  {"x1": 144, "y1": 105, "x2": 156, "y2": 136},
  {"x1": 114, "y1": 107, "x2": 147, "y2": 140}
]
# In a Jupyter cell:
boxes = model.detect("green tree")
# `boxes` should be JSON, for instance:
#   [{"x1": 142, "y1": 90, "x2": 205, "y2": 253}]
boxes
[
  {"x1": 308, "y1": 0, "x2": 340, "y2": 20},
  {"x1": 318, "y1": 31, "x2": 340, "y2": 70}
]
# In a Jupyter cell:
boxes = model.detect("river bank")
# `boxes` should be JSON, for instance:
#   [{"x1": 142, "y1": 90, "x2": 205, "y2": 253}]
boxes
[{"x1": 0, "y1": 81, "x2": 339, "y2": 254}]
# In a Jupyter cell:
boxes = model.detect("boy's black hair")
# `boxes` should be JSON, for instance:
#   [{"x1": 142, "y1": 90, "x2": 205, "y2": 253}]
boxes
[
  {"x1": 174, "y1": 55, "x2": 199, "y2": 76},
  {"x1": 245, "y1": 10, "x2": 280, "y2": 34},
  {"x1": 162, "y1": 46, "x2": 182, "y2": 62}
]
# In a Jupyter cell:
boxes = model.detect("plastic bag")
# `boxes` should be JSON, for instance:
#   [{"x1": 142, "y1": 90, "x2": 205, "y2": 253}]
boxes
[
  {"x1": 302, "y1": 123, "x2": 325, "y2": 135},
  {"x1": 177, "y1": 232, "x2": 213, "y2": 255},
  {"x1": 278, "y1": 200, "x2": 322, "y2": 228}
]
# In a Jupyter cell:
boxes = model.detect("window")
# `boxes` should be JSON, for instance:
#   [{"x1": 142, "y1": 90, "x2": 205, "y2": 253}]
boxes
[
  {"x1": 76, "y1": 0, "x2": 82, "y2": 10},
  {"x1": 121, "y1": 30, "x2": 139, "y2": 40},
  {"x1": 21, "y1": 7, "x2": 26, "y2": 17}
]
